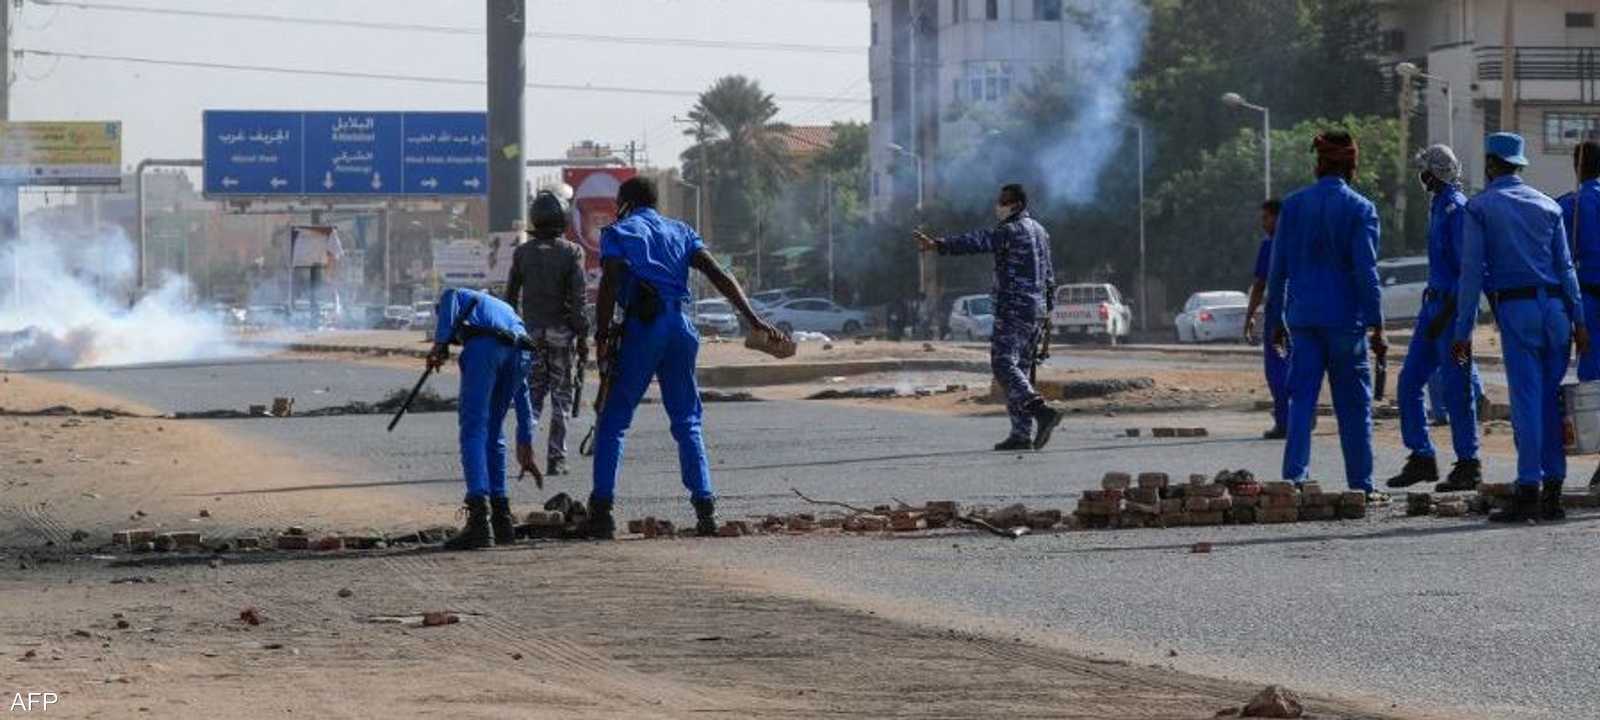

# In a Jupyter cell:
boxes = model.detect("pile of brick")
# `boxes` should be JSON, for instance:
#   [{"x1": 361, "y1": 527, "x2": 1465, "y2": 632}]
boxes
[
  {"x1": 1401, "y1": 482, "x2": 1600, "y2": 519},
  {"x1": 1075, "y1": 470, "x2": 1366, "y2": 529}
]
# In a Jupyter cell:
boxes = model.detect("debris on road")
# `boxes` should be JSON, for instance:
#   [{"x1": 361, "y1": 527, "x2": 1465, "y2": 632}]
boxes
[
  {"x1": 1238, "y1": 684, "x2": 1304, "y2": 717},
  {"x1": 421, "y1": 611, "x2": 459, "y2": 627},
  {"x1": 239, "y1": 607, "x2": 263, "y2": 626}
]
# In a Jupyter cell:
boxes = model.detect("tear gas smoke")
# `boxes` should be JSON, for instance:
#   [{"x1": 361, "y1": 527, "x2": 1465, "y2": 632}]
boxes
[
  {"x1": 1037, "y1": 2, "x2": 1149, "y2": 206},
  {"x1": 0, "y1": 226, "x2": 244, "y2": 370}
]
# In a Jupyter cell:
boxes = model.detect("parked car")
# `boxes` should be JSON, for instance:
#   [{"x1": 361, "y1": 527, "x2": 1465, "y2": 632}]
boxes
[
  {"x1": 1378, "y1": 255, "x2": 1490, "y2": 325},
  {"x1": 246, "y1": 305, "x2": 288, "y2": 328},
  {"x1": 765, "y1": 297, "x2": 871, "y2": 335},
  {"x1": 750, "y1": 287, "x2": 804, "y2": 311},
  {"x1": 947, "y1": 294, "x2": 994, "y2": 341},
  {"x1": 1175, "y1": 291, "x2": 1250, "y2": 343},
  {"x1": 1051, "y1": 283, "x2": 1133, "y2": 343},
  {"x1": 694, "y1": 298, "x2": 742, "y2": 336},
  {"x1": 381, "y1": 305, "x2": 413, "y2": 329},
  {"x1": 412, "y1": 300, "x2": 436, "y2": 329}
]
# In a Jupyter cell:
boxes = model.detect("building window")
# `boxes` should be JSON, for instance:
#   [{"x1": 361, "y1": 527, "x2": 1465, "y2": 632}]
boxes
[
  {"x1": 1544, "y1": 112, "x2": 1600, "y2": 154},
  {"x1": 986, "y1": 0, "x2": 998, "y2": 21},
  {"x1": 1382, "y1": 29, "x2": 1406, "y2": 53},
  {"x1": 953, "y1": 0, "x2": 964, "y2": 24},
  {"x1": 1567, "y1": 12, "x2": 1596, "y2": 28},
  {"x1": 965, "y1": 62, "x2": 1014, "y2": 103},
  {"x1": 871, "y1": 21, "x2": 878, "y2": 45},
  {"x1": 1034, "y1": 0, "x2": 1061, "y2": 21}
]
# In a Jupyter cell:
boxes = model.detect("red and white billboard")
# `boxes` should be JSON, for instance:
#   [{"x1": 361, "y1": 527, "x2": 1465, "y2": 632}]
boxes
[{"x1": 562, "y1": 167, "x2": 637, "y2": 298}]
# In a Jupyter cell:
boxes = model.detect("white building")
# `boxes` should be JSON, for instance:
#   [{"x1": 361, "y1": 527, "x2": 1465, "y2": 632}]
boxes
[
  {"x1": 1385, "y1": 0, "x2": 1600, "y2": 193},
  {"x1": 867, "y1": 0, "x2": 1085, "y2": 217}
]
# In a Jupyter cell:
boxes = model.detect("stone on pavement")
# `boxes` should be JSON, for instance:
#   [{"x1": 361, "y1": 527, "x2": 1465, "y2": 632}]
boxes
[{"x1": 1241, "y1": 685, "x2": 1304, "y2": 718}]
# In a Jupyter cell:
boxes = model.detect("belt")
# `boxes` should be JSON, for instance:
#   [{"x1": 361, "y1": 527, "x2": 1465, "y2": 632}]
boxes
[
  {"x1": 459, "y1": 325, "x2": 536, "y2": 351},
  {"x1": 1421, "y1": 287, "x2": 1452, "y2": 302},
  {"x1": 1489, "y1": 284, "x2": 1563, "y2": 304},
  {"x1": 1582, "y1": 283, "x2": 1600, "y2": 299}
]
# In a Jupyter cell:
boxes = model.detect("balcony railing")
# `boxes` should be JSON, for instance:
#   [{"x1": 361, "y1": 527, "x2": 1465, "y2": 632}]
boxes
[{"x1": 1476, "y1": 46, "x2": 1600, "y2": 81}]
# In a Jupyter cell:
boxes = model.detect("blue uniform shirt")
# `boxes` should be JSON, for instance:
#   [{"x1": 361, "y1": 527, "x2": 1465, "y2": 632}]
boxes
[
  {"x1": 1265, "y1": 176, "x2": 1383, "y2": 330},
  {"x1": 1426, "y1": 185, "x2": 1469, "y2": 294},
  {"x1": 1252, "y1": 236, "x2": 1272, "y2": 282},
  {"x1": 1453, "y1": 174, "x2": 1582, "y2": 340},
  {"x1": 433, "y1": 288, "x2": 529, "y2": 345},
  {"x1": 937, "y1": 210, "x2": 1055, "y2": 318},
  {"x1": 600, "y1": 208, "x2": 704, "y2": 305},
  {"x1": 1560, "y1": 178, "x2": 1600, "y2": 285}
]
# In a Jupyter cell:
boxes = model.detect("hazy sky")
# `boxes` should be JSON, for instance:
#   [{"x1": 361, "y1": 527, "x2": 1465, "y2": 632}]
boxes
[{"x1": 10, "y1": 0, "x2": 870, "y2": 178}]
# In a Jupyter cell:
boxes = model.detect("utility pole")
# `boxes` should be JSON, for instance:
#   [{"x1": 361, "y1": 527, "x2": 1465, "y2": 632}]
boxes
[
  {"x1": 487, "y1": 0, "x2": 527, "y2": 245},
  {"x1": 1, "y1": 0, "x2": 19, "y2": 280},
  {"x1": 1500, "y1": 0, "x2": 1516, "y2": 133}
]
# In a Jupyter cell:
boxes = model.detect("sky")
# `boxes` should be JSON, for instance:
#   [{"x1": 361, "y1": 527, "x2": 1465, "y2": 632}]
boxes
[{"x1": 9, "y1": 0, "x2": 870, "y2": 178}]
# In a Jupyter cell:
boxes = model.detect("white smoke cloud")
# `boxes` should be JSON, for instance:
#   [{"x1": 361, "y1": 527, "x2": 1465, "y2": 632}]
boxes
[
  {"x1": 1039, "y1": 2, "x2": 1149, "y2": 205},
  {"x1": 0, "y1": 225, "x2": 246, "y2": 370}
]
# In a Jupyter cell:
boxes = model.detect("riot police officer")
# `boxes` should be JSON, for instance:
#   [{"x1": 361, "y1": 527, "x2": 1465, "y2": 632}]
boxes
[
  {"x1": 1560, "y1": 140, "x2": 1600, "y2": 488},
  {"x1": 505, "y1": 190, "x2": 588, "y2": 476}
]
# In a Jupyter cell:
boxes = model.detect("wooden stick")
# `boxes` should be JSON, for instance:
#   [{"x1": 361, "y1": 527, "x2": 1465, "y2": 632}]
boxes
[{"x1": 791, "y1": 487, "x2": 876, "y2": 515}]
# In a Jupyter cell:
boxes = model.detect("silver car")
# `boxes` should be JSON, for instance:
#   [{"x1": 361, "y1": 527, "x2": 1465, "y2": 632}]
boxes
[
  {"x1": 1174, "y1": 291, "x2": 1249, "y2": 343},
  {"x1": 766, "y1": 297, "x2": 871, "y2": 336},
  {"x1": 947, "y1": 294, "x2": 994, "y2": 341},
  {"x1": 694, "y1": 298, "x2": 741, "y2": 336}
]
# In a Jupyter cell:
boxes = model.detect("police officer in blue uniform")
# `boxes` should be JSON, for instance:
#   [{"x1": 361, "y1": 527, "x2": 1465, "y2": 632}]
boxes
[
  {"x1": 586, "y1": 177, "x2": 780, "y2": 539},
  {"x1": 425, "y1": 287, "x2": 540, "y2": 550},
  {"x1": 1560, "y1": 140, "x2": 1600, "y2": 488},
  {"x1": 1453, "y1": 132, "x2": 1591, "y2": 523},
  {"x1": 1243, "y1": 199, "x2": 1288, "y2": 439},
  {"x1": 1386, "y1": 144, "x2": 1483, "y2": 492},
  {"x1": 1266, "y1": 130, "x2": 1388, "y2": 500},
  {"x1": 915, "y1": 183, "x2": 1064, "y2": 451}
]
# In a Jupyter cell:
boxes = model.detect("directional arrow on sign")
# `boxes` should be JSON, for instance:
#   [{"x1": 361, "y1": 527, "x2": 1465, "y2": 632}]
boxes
[
  {"x1": 463, "y1": 178, "x2": 481, "y2": 189},
  {"x1": 270, "y1": 177, "x2": 288, "y2": 189},
  {"x1": 372, "y1": 172, "x2": 383, "y2": 190},
  {"x1": 421, "y1": 178, "x2": 439, "y2": 189},
  {"x1": 221, "y1": 177, "x2": 239, "y2": 188},
  {"x1": 323, "y1": 172, "x2": 335, "y2": 190}
]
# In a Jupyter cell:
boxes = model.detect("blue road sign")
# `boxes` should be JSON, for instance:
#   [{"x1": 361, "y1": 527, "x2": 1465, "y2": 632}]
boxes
[{"x1": 203, "y1": 111, "x2": 487, "y2": 197}]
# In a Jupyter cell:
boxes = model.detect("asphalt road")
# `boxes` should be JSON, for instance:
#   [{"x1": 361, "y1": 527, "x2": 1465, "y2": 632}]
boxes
[{"x1": 36, "y1": 354, "x2": 1595, "y2": 719}]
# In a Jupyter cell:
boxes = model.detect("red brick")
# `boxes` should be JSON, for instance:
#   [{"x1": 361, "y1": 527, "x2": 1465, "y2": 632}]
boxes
[
  {"x1": 1232, "y1": 483, "x2": 1263, "y2": 497},
  {"x1": 1185, "y1": 510, "x2": 1225, "y2": 526},
  {"x1": 1260, "y1": 507, "x2": 1299, "y2": 523},
  {"x1": 1102, "y1": 472, "x2": 1133, "y2": 490},
  {"x1": 842, "y1": 514, "x2": 888, "y2": 532},
  {"x1": 275, "y1": 534, "x2": 311, "y2": 551},
  {"x1": 1263, "y1": 481, "x2": 1297, "y2": 496},
  {"x1": 113, "y1": 529, "x2": 155, "y2": 546},
  {"x1": 889, "y1": 511, "x2": 924, "y2": 532},
  {"x1": 1298, "y1": 506, "x2": 1336, "y2": 521}
]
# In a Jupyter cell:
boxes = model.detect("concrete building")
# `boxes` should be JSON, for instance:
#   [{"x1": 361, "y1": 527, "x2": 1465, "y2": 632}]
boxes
[
  {"x1": 1385, "y1": 0, "x2": 1599, "y2": 193},
  {"x1": 867, "y1": 0, "x2": 1084, "y2": 217}
]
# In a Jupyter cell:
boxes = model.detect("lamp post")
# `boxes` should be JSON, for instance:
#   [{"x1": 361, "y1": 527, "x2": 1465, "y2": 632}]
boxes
[
  {"x1": 1395, "y1": 61, "x2": 1455, "y2": 151},
  {"x1": 888, "y1": 142, "x2": 928, "y2": 298},
  {"x1": 1123, "y1": 121, "x2": 1147, "y2": 332},
  {"x1": 1221, "y1": 92, "x2": 1272, "y2": 199}
]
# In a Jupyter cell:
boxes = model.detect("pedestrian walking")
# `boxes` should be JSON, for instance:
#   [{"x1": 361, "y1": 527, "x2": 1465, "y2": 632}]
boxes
[
  {"x1": 505, "y1": 190, "x2": 588, "y2": 477},
  {"x1": 585, "y1": 177, "x2": 781, "y2": 539},
  {"x1": 1243, "y1": 199, "x2": 1289, "y2": 439},
  {"x1": 1265, "y1": 130, "x2": 1388, "y2": 501},
  {"x1": 1559, "y1": 140, "x2": 1600, "y2": 488},
  {"x1": 1452, "y1": 132, "x2": 1590, "y2": 522},
  {"x1": 914, "y1": 183, "x2": 1065, "y2": 451},
  {"x1": 424, "y1": 287, "x2": 540, "y2": 550},
  {"x1": 1386, "y1": 144, "x2": 1483, "y2": 492}
]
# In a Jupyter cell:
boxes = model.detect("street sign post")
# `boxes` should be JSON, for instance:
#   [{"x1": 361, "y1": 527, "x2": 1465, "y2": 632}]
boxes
[{"x1": 203, "y1": 111, "x2": 487, "y2": 198}]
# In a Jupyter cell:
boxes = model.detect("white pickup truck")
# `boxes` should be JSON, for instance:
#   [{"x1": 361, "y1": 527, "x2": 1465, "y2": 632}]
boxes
[{"x1": 1051, "y1": 283, "x2": 1133, "y2": 344}]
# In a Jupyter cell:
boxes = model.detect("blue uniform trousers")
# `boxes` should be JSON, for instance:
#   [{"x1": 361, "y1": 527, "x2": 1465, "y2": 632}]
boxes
[
  {"x1": 1397, "y1": 297, "x2": 1480, "y2": 461},
  {"x1": 592, "y1": 306, "x2": 713, "y2": 502},
  {"x1": 458, "y1": 337, "x2": 529, "y2": 501},
  {"x1": 1578, "y1": 294, "x2": 1600, "y2": 382},
  {"x1": 1495, "y1": 295, "x2": 1572, "y2": 486},
  {"x1": 1282, "y1": 326, "x2": 1374, "y2": 491},
  {"x1": 1263, "y1": 319, "x2": 1289, "y2": 431},
  {"x1": 991, "y1": 312, "x2": 1044, "y2": 440}
]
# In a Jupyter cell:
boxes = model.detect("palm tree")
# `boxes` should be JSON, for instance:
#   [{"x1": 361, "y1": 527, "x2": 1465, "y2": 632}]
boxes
[{"x1": 681, "y1": 76, "x2": 794, "y2": 272}]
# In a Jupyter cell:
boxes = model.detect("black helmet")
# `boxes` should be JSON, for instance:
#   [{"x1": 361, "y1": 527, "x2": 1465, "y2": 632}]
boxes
[{"x1": 529, "y1": 191, "x2": 568, "y2": 234}]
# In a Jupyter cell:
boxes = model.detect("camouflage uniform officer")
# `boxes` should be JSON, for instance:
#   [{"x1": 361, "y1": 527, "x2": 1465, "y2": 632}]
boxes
[
  {"x1": 916, "y1": 183, "x2": 1065, "y2": 450},
  {"x1": 505, "y1": 191, "x2": 589, "y2": 476}
]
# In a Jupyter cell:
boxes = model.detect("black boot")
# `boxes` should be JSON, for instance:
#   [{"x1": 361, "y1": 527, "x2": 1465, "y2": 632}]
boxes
[
  {"x1": 1488, "y1": 483, "x2": 1540, "y2": 524},
  {"x1": 1385, "y1": 454, "x2": 1439, "y2": 489},
  {"x1": 1030, "y1": 401, "x2": 1065, "y2": 450},
  {"x1": 489, "y1": 497, "x2": 516, "y2": 545},
  {"x1": 443, "y1": 496, "x2": 493, "y2": 551},
  {"x1": 692, "y1": 497, "x2": 718, "y2": 537},
  {"x1": 585, "y1": 495, "x2": 616, "y2": 540},
  {"x1": 1589, "y1": 463, "x2": 1600, "y2": 490},
  {"x1": 1262, "y1": 426, "x2": 1286, "y2": 440},
  {"x1": 547, "y1": 456, "x2": 568, "y2": 477},
  {"x1": 993, "y1": 436, "x2": 1032, "y2": 451},
  {"x1": 1541, "y1": 480, "x2": 1566, "y2": 522},
  {"x1": 1435, "y1": 458, "x2": 1482, "y2": 492}
]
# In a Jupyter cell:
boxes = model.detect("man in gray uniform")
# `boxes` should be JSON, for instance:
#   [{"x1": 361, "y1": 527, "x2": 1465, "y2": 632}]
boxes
[{"x1": 505, "y1": 191, "x2": 589, "y2": 476}]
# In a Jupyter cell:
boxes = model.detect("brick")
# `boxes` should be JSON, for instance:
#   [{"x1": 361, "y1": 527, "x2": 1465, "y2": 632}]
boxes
[
  {"x1": 1339, "y1": 491, "x2": 1367, "y2": 507},
  {"x1": 1229, "y1": 507, "x2": 1258, "y2": 524},
  {"x1": 1405, "y1": 493, "x2": 1435, "y2": 516},
  {"x1": 1561, "y1": 493, "x2": 1599, "y2": 509},
  {"x1": 1338, "y1": 502, "x2": 1367, "y2": 520},
  {"x1": 339, "y1": 535, "x2": 383, "y2": 550},
  {"x1": 1232, "y1": 483, "x2": 1263, "y2": 497},
  {"x1": 276, "y1": 534, "x2": 311, "y2": 551},
  {"x1": 924, "y1": 501, "x2": 959, "y2": 515},
  {"x1": 1176, "y1": 427, "x2": 1204, "y2": 438},
  {"x1": 889, "y1": 511, "x2": 924, "y2": 532},
  {"x1": 626, "y1": 519, "x2": 645, "y2": 534},
  {"x1": 1298, "y1": 505, "x2": 1336, "y2": 521},
  {"x1": 158, "y1": 531, "x2": 203, "y2": 550},
  {"x1": 1125, "y1": 428, "x2": 1141, "y2": 437},
  {"x1": 1189, "y1": 473, "x2": 1209, "y2": 485},
  {"x1": 787, "y1": 515, "x2": 816, "y2": 532},
  {"x1": 1466, "y1": 495, "x2": 1490, "y2": 515},
  {"x1": 1192, "y1": 484, "x2": 1228, "y2": 498},
  {"x1": 1263, "y1": 481, "x2": 1297, "y2": 495},
  {"x1": 1026, "y1": 509, "x2": 1063, "y2": 529},
  {"x1": 1207, "y1": 496, "x2": 1234, "y2": 511},
  {"x1": 1260, "y1": 507, "x2": 1299, "y2": 523},
  {"x1": 232, "y1": 536, "x2": 261, "y2": 551},
  {"x1": 525, "y1": 510, "x2": 565, "y2": 527},
  {"x1": 1300, "y1": 482, "x2": 1324, "y2": 496},
  {"x1": 641, "y1": 517, "x2": 661, "y2": 539},
  {"x1": 1301, "y1": 492, "x2": 1336, "y2": 508},
  {"x1": 1231, "y1": 495, "x2": 1260, "y2": 509},
  {"x1": 1075, "y1": 500, "x2": 1118, "y2": 515},
  {"x1": 1160, "y1": 498, "x2": 1186, "y2": 514},
  {"x1": 1262, "y1": 493, "x2": 1301, "y2": 509},
  {"x1": 1124, "y1": 501, "x2": 1160, "y2": 515},
  {"x1": 1136, "y1": 472, "x2": 1169, "y2": 490},
  {"x1": 1126, "y1": 487, "x2": 1162, "y2": 504},
  {"x1": 923, "y1": 513, "x2": 951, "y2": 529},
  {"x1": 113, "y1": 529, "x2": 155, "y2": 546},
  {"x1": 1479, "y1": 482, "x2": 1514, "y2": 498},
  {"x1": 716, "y1": 521, "x2": 746, "y2": 538},
  {"x1": 1081, "y1": 490, "x2": 1107, "y2": 501},
  {"x1": 1102, "y1": 472, "x2": 1133, "y2": 490},
  {"x1": 1183, "y1": 496, "x2": 1210, "y2": 512},
  {"x1": 313, "y1": 536, "x2": 344, "y2": 551},
  {"x1": 820, "y1": 516, "x2": 846, "y2": 529},
  {"x1": 1185, "y1": 510, "x2": 1225, "y2": 526},
  {"x1": 843, "y1": 514, "x2": 888, "y2": 532},
  {"x1": 1435, "y1": 501, "x2": 1468, "y2": 517},
  {"x1": 1153, "y1": 427, "x2": 1178, "y2": 438}
]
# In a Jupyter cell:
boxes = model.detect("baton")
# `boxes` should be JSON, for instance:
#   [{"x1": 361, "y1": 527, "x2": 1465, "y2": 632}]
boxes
[{"x1": 387, "y1": 293, "x2": 480, "y2": 433}]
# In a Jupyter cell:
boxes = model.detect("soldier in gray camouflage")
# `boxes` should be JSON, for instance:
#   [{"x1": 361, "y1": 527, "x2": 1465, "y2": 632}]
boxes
[{"x1": 915, "y1": 183, "x2": 1065, "y2": 450}]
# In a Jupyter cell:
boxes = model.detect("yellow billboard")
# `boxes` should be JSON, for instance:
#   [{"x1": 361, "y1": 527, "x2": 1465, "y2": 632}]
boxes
[{"x1": 0, "y1": 121, "x2": 122, "y2": 186}]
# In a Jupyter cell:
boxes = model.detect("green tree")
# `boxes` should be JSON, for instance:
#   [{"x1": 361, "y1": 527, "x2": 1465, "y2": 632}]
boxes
[{"x1": 680, "y1": 76, "x2": 795, "y2": 271}]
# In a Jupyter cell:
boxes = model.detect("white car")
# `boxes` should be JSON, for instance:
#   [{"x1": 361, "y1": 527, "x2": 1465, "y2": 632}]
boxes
[
  {"x1": 1175, "y1": 291, "x2": 1250, "y2": 343},
  {"x1": 948, "y1": 294, "x2": 994, "y2": 341},
  {"x1": 750, "y1": 288, "x2": 803, "y2": 311},
  {"x1": 412, "y1": 300, "x2": 436, "y2": 330},
  {"x1": 1378, "y1": 255, "x2": 1490, "y2": 325},
  {"x1": 1051, "y1": 283, "x2": 1133, "y2": 343},
  {"x1": 766, "y1": 297, "x2": 870, "y2": 335},
  {"x1": 694, "y1": 298, "x2": 741, "y2": 336}
]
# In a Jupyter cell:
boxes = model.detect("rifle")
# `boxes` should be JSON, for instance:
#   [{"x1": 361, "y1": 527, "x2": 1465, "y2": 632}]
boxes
[
  {"x1": 579, "y1": 321, "x2": 622, "y2": 457},
  {"x1": 387, "y1": 293, "x2": 480, "y2": 432},
  {"x1": 1373, "y1": 338, "x2": 1390, "y2": 401},
  {"x1": 1030, "y1": 316, "x2": 1052, "y2": 386},
  {"x1": 571, "y1": 341, "x2": 586, "y2": 419}
]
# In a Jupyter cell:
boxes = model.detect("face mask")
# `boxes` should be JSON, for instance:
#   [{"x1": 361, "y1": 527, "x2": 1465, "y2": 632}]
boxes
[{"x1": 995, "y1": 204, "x2": 1012, "y2": 221}]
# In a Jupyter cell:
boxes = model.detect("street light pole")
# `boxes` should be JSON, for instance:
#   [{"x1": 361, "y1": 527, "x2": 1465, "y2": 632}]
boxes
[
  {"x1": 1396, "y1": 61, "x2": 1455, "y2": 151},
  {"x1": 1222, "y1": 92, "x2": 1272, "y2": 199},
  {"x1": 888, "y1": 142, "x2": 926, "y2": 297},
  {"x1": 1135, "y1": 123, "x2": 1146, "y2": 332}
]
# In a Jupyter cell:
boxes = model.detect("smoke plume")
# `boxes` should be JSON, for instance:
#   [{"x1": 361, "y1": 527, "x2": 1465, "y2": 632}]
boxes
[
  {"x1": 1038, "y1": 2, "x2": 1149, "y2": 205},
  {"x1": 0, "y1": 225, "x2": 243, "y2": 370}
]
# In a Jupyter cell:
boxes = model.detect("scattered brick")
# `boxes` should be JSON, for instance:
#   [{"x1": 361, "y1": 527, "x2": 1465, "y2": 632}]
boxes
[
  {"x1": 1298, "y1": 505, "x2": 1336, "y2": 521},
  {"x1": 239, "y1": 607, "x2": 263, "y2": 626},
  {"x1": 113, "y1": 529, "x2": 155, "y2": 546},
  {"x1": 525, "y1": 510, "x2": 564, "y2": 527},
  {"x1": 275, "y1": 534, "x2": 310, "y2": 551},
  {"x1": 1102, "y1": 472, "x2": 1133, "y2": 490},
  {"x1": 1125, "y1": 428, "x2": 1141, "y2": 437},
  {"x1": 1241, "y1": 684, "x2": 1304, "y2": 718},
  {"x1": 1188, "y1": 473, "x2": 1209, "y2": 485},
  {"x1": 1026, "y1": 510, "x2": 1062, "y2": 529},
  {"x1": 626, "y1": 519, "x2": 645, "y2": 534},
  {"x1": 1263, "y1": 481, "x2": 1297, "y2": 496},
  {"x1": 1260, "y1": 507, "x2": 1299, "y2": 524},
  {"x1": 232, "y1": 537, "x2": 260, "y2": 551},
  {"x1": 1136, "y1": 472, "x2": 1169, "y2": 490},
  {"x1": 1299, "y1": 482, "x2": 1324, "y2": 496},
  {"x1": 1232, "y1": 495, "x2": 1260, "y2": 509},
  {"x1": 1153, "y1": 427, "x2": 1177, "y2": 438},
  {"x1": 1435, "y1": 500, "x2": 1468, "y2": 517},
  {"x1": 338, "y1": 536, "x2": 382, "y2": 550},
  {"x1": 1190, "y1": 542, "x2": 1213, "y2": 554},
  {"x1": 1185, "y1": 510, "x2": 1225, "y2": 526},
  {"x1": 842, "y1": 514, "x2": 888, "y2": 532},
  {"x1": 889, "y1": 511, "x2": 924, "y2": 532},
  {"x1": 313, "y1": 536, "x2": 344, "y2": 552},
  {"x1": 787, "y1": 515, "x2": 816, "y2": 532},
  {"x1": 421, "y1": 611, "x2": 459, "y2": 627},
  {"x1": 157, "y1": 531, "x2": 203, "y2": 551},
  {"x1": 1232, "y1": 483, "x2": 1263, "y2": 497},
  {"x1": 1127, "y1": 487, "x2": 1161, "y2": 504},
  {"x1": 1479, "y1": 482, "x2": 1514, "y2": 497},
  {"x1": 1192, "y1": 484, "x2": 1228, "y2": 498},
  {"x1": 1229, "y1": 507, "x2": 1258, "y2": 524},
  {"x1": 1405, "y1": 493, "x2": 1434, "y2": 516}
]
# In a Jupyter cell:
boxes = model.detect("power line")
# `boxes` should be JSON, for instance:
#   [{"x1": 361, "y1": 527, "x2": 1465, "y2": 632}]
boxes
[
  {"x1": 27, "y1": 0, "x2": 869, "y2": 55},
  {"x1": 14, "y1": 48, "x2": 871, "y2": 104}
]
